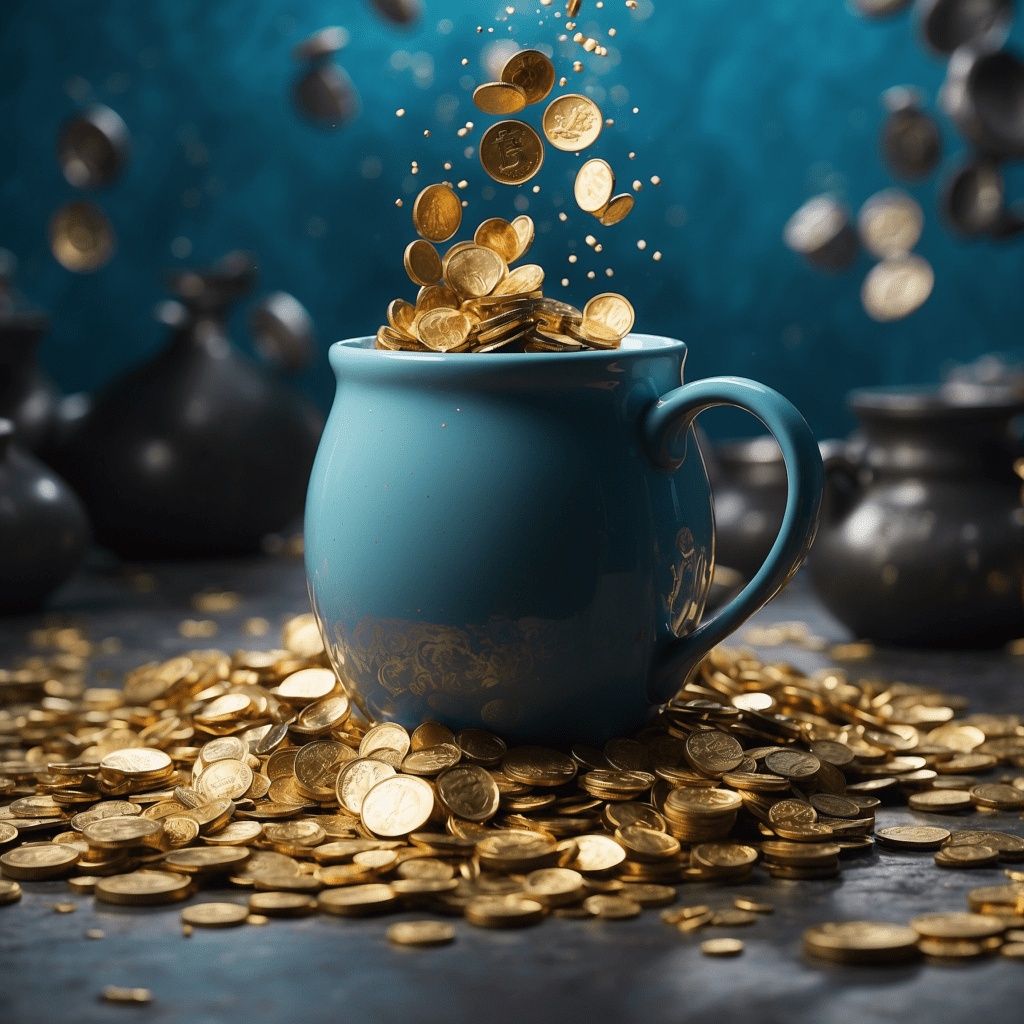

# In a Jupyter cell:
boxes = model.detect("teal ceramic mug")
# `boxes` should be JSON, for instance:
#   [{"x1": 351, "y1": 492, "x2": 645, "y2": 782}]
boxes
[{"x1": 305, "y1": 335, "x2": 823, "y2": 744}]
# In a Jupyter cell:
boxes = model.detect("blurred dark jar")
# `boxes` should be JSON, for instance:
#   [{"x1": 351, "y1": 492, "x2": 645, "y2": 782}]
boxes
[
  {"x1": 808, "y1": 385, "x2": 1024, "y2": 648},
  {"x1": 0, "y1": 419, "x2": 89, "y2": 612},
  {"x1": 709, "y1": 435, "x2": 788, "y2": 578}
]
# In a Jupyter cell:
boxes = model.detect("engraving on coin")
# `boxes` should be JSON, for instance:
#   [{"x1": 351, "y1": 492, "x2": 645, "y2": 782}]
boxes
[
  {"x1": 575, "y1": 159, "x2": 615, "y2": 214},
  {"x1": 500, "y1": 49, "x2": 556, "y2": 105},
  {"x1": 542, "y1": 94, "x2": 603, "y2": 152},
  {"x1": 361, "y1": 776, "x2": 435, "y2": 837},
  {"x1": 479, "y1": 120, "x2": 545, "y2": 185},
  {"x1": 412, "y1": 184, "x2": 463, "y2": 243}
]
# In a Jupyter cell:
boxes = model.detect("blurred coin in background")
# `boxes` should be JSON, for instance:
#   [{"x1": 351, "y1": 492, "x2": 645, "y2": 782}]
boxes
[
  {"x1": 783, "y1": 194, "x2": 859, "y2": 272},
  {"x1": 48, "y1": 201, "x2": 116, "y2": 273},
  {"x1": 56, "y1": 104, "x2": 131, "y2": 189},
  {"x1": 858, "y1": 189, "x2": 924, "y2": 258},
  {"x1": 861, "y1": 253, "x2": 934, "y2": 321}
]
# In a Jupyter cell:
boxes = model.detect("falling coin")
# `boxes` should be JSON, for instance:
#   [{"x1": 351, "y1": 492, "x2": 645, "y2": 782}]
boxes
[
  {"x1": 479, "y1": 120, "x2": 546, "y2": 185},
  {"x1": 386, "y1": 920, "x2": 456, "y2": 946},
  {"x1": 56, "y1": 104, "x2": 131, "y2": 189},
  {"x1": 49, "y1": 201, "x2": 116, "y2": 273},
  {"x1": 500, "y1": 49, "x2": 556, "y2": 105},
  {"x1": 543, "y1": 94, "x2": 604, "y2": 152},
  {"x1": 574, "y1": 159, "x2": 616, "y2": 215},
  {"x1": 473, "y1": 82, "x2": 527, "y2": 116},
  {"x1": 857, "y1": 189, "x2": 924, "y2": 259},
  {"x1": 412, "y1": 184, "x2": 463, "y2": 244},
  {"x1": 782, "y1": 194, "x2": 858, "y2": 273},
  {"x1": 860, "y1": 254, "x2": 934, "y2": 322}
]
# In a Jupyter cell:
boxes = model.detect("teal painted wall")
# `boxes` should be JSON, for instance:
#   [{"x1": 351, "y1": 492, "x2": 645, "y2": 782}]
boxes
[{"x1": 2, "y1": 0, "x2": 1022, "y2": 440}]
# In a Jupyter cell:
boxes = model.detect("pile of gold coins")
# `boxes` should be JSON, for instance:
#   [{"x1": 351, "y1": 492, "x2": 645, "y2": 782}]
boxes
[
  {"x1": 4, "y1": 619, "x2": 1024, "y2": 957},
  {"x1": 378, "y1": 200, "x2": 635, "y2": 353}
]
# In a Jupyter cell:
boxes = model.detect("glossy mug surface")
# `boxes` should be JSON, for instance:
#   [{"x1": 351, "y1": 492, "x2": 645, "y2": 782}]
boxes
[{"x1": 305, "y1": 336, "x2": 823, "y2": 744}]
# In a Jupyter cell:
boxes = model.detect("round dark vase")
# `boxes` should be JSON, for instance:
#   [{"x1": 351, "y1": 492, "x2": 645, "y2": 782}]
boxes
[
  {"x1": 56, "y1": 254, "x2": 324, "y2": 558},
  {"x1": 0, "y1": 251, "x2": 62, "y2": 457},
  {"x1": 0, "y1": 419, "x2": 89, "y2": 612},
  {"x1": 709, "y1": 435, "x2": 788, "y2": 578},
  {"x1": 808, "y1": 385, "x2": 1024, "y2": 648}
]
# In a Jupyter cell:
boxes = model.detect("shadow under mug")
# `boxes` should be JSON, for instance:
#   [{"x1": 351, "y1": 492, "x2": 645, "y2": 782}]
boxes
[{"x1": 305, "y1": 335, "x2": 823, "y2": 744}]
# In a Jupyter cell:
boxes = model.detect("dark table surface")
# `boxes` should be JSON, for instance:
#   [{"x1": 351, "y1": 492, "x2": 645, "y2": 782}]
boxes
[{"x1": 2, "y1": 554, "x2": 1023, "y2": 1024}]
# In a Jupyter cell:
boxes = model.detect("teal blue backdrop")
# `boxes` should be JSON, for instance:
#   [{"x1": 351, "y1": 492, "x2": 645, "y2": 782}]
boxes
[{"x1": 2, "y1": 0, "x2": 1022, "y2": 440}]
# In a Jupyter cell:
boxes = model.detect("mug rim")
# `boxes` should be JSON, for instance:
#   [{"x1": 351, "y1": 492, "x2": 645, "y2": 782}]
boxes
[{"x1": 330, "y1": 333, "x2": 686, "y2": 373}]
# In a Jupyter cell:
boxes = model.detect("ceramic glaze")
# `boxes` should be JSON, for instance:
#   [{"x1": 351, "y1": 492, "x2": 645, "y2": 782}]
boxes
[{"x1": 306, "y1": 336, "x2": 823, "y2": 744}]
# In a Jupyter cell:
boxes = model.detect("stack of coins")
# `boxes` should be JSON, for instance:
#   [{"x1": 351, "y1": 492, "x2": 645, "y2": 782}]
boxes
[
  {"x1": 378, "y1": 198, "x2": 635, "y2": 353},
  {"x1": 802, "y1": 921, "x2": 921, "y2": 965},
  {"x1": 661, "y1": 788, "x2": 742, "y2": 842}
]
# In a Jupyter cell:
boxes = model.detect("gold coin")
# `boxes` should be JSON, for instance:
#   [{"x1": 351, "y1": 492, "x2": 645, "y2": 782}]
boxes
[
  {"x1": 875, "y1": 825, "x2": 950, "y2": 849},
  {"x1": 395, "y1": 858, "x2": 455, "y2": 881},
  {"x1": 908, "y1": 789, "x2": 972, "y2": 812},
  {"x1": 1001, "y1": 943, "x2": 1024, "y2": 959},
  {"x1": 947, "y1": 830, "x2": 1024, "y2": 860},
  {"x1": 809, "y1": 739, "x2": 856, "y2": 768},
  {"x1": 435, "y1": 764, "x2": 500, "y2": 822},
  {"x1": 352, "y1": 849, "x2": 398, "y2": 870},
  {"x1": 263, "y1": 821, "x2": 326, "y2": 847},
  {"x1": 294, "y1": 740, "x2": 353, "y2": 800},
  {"x1": 521, "y1": 867, "x2": 586, "y2": 906},
  {"x1": 360, "y1": 776, "x2": 435, "y2": 837},
  {"x1": 510, "y1": 216, "x2": 535, "y2": 262},
  {"x1": 9, "y1": 795, "x2": 64, "y2": 818},
  {"x1": 387, "y1": 920, "x2": 456, "y2": 946},
  {"x1": 582, "y1": 293, "x2": 634, "y2": 339},
  {"x1": 410, "y1": 723, "x2": 455, "y2": 751},
  {"x1": 857, "y1": 188, "x2": 923, "y2": 259},
  {"x1": 701, "y1": 938, "x2": 744, "y2": 957},
  {"x1": 474, "y1": 218, "x2": 522, "y2": 263},
  {"x1": 583, "y1": 894, "x2": 641, "y2": 919},
  {"x1": 81, "y1": 816, "x2": 163, "y2": 849},
  {"x1": 911, "y1": 912, "x2": 1005, "y2": 940},
  {"x1": 454, "y1": 729, "x2": 507, "y2": 766},
  {"x1": 489, "y1": 264, "x2": 544, "y2": 298},
  {"x1": 970, "y1": 784, "x2": 1024, "y2": 810},
  {"x1": 197, "y1": 759, "x2": 253, "y2": 801},
  {"x1": 162, "y1": 816, "x2": 201, "y2": 848},
  {"x1": 664, "y1": 787, "x2": 742, "y2": 815},
  {"x1": 404, "y1": 240, "x2": 442, "y2": 287},
  {"x1": 295, "y1": 694, "x2": 351, "y2": 734},
  {"x1": 809, "y1": 794, "x2": 861, "y2": 819},
  {"x1": 691, "y1": 843, "x2": 758, "y2": 870},
  {"x1": 180, "y1": 902, "x2": 249, "y2": 928},
  {"x1": 617, "y1": 883, "x2": 677, "y2": 908},
  {"x1": 500, "y1": 49, "x2": 555, "y2": 105},
  {"x1": 0, "y1": 822, "x2": 19, "y2": 845},
  {"x1": 199, "y1": 737, "x2": 248, "y2": 763},
  {"x1": 182, "y1": 798, "x2": 236, "y2": 835},
  {"x1": 444, "y1": 245, "x2": 507, "y2": 299},
  {"x1": 861, "y1": 254, "x2": 934, "y2": 322},
  {"x1": 768, "y1": 799, "x2": 817, "y2": 827},
  {"x1": 412, "y1": 184, "x2": 463, "y2": 244},
  {"x1": 0, "y1": 879, "x2": 22, "y2": 904},
  {"x1": 542, "y1": 94, "x2": 603, "y2": 152},
  {"x1": 464, "y1": 895, "x2": 546, "y2": 928},
  {"x1": 567, "y1": 834, "x2": 627, "y2": 873},
  {"x1": 935, "y1": 844, "x2": 998, "y2": 867},
  {"x1": 274, "y1": 667, "x2": 338, "y2": 705},
  {"x1": 318, "y1": 883, "x2": 398, "y2": 916},
  {"x1": 102, "y1": 987, "x2": 152, "y2": 1005},
  {"x1": 247, "y1": 891, "x2": 318, "y2": 917},
  {"x1": 598, "y1": 193, "x2": 635, "y2": 226},
  {"x1": 473, "y1": 81, "x2": 527, "y2": 115},
  {"x1": 615, "y1": 825, "x2": 681, "y2": 862},
  {"x1": 49, "y1": 200, "x2": 115, "y2": 273},
  {"x1": 336, "y1": 758, "x2": 398, "y2": 816},
  {"x1": 479, "y1": 120, "x2": 545, "y2": 185},
  {"x1": 502, "y1": 747, "x2": 577, "y2": 787},
  {"x1": 803, "y1": 921, "x2": 920, "y2": 963},
  {"x1": 100, "y1": 748, "x2": 172, "y2": 776},
  {"x1": 763, "y1": 749, "x2": 820, "y2": 779},
  {"x1": 574, "y1": 159, "x2": 615, "y2": 214},
  {"x1": 401, "y1": 744, "x2": 461, "y2": 776},
  {"x1": 684, "y1": 730, "x2": 744, "y2": 777},
  {"x1": 164, "y1": 847, "x2": 251, "y2": 875},
  {"x1": 417, "y1": 308, "x2": 473, "y2": 351},
  {"x1": 94, "y1": 870, "x2": 192, "y2": 906},
  {"x1": 387, "y1": 298, "x2": 416, "y2": 336},
  {"x1": 604, "y1": 802, "x2": 667, "y2": 832},
  {"x1": 734, "y1": 898, "x2": 774, "y2": 914}
]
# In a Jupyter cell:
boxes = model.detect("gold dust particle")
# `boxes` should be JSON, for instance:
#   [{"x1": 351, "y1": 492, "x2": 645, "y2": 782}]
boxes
[
  {"x1": 488, "y1": 27, "x2": 494, "y2": 32},
  {"x1": 627, "y1": 0, "x2": 638, "y2": 7},
  {"x1": 396, "y1": 108, "x2": 405, "y2": 117},
  {"x1": 242, "y1": 617, "x2": 269, "y2": 636},
  {"x1": 605, "y1": 118, "x2": 614, "y2": 126},
  {"x1": 506, "y1": 7, "x2": 515, "y2": 14},
  {"x1": 559, "y1": 212, "x2": 568, "y2": 221},
  {"x1": 533, "y1": 185, "x2": 541, "y2": 193},
  {"x1": 85, "y1": 930, "x2": 104, "y2": 940},
  {"x1": 462, "y1": 58, "x2": 469, "y2": 66},
  {"x1": 573, "y1": 31, "x2": 584, "y2": 42},
  {"x1": 476, "y1": 26, "x2": 482, "y2": 32},
  {"x1": 461, "y1": 200, "x2": 468, "y2": 207},
  {"x1": 457, "y1": 128, "x2": 467, "y2": 137},
  {"x1": 569, "y1": 254, "x2": 577, "y2": 262},
  {"x1": 424, "y1": 130, "x2": 431, "y2": 137},
  {"x1": 573, "y1": 61, "x2": 583, "y2": 72},
  {"x1": 587, "y1": 270, "x2": 596, "y2": 278},
  {"x1": 559, "y1": 76, "x2": 568, "y2": 86},
  {"x1": 637, "y1": 239, "x2": 647, "y2": 249},
  {"x1": 633, "y1": 107, "x2": 639, "y2": 114},
  {"x1": 103, "y1": 988, "x2": 152, "y2": 1005},
  {"x1": 595, "y1": 243, "x2": 603, "y2": 252},
  {"x1": 53, "y1": 902, "x2": 77, "y2": 913},
  {"x1": 192, "y1": 590, "x2": 240, "y2": 612},
  {"x1": 465, "y1": 121, "x2": 474, "y2": 130},
  {"x1": 247, "y1": 914, "x2": 269, "y2": 926},
  {"x1": 395, "y1": 199, "x2": 403, "y2": 207},
  {"x1": 444, "y1": 162, "x2": 452, "y2": 170},
  {"x1": 651, "y1": 175, "x2": 661, "y2": 185},
  {"x1": 585, "y1": 235, "x2": 596, "y2": 246},
  {"x1": 653, "y1": 251, "x2": 662, "y2": 260},
  {"x1": 609, "y1": 27, "x2": 617, "y2": 36},
  {"x1": 458, "y1": 180, "x2": 469, "y2": 188},
  {"x1": 561, "y1": 277, "x2": 569, "y2": 286},
  {"x1": 182, "y1": 924, "x2": 193, "y2": 937},
  {"x1": 412, "y1": 167, "x2": 419, "y2": 174},
  {"x1": 629, "y1": 152, "x2": 636, "y2": 159},
  {"x1": 632, "y1": 180, "x2": 643, "y2": 191},
  {"x1": 605, "y1": 268, "x2": 614, "y2": 276}
]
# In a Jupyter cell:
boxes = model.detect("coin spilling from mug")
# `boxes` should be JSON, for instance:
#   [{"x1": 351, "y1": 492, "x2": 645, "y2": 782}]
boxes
[{"x1": 379, "y1": 204, "x2": 635, "y2": 353}]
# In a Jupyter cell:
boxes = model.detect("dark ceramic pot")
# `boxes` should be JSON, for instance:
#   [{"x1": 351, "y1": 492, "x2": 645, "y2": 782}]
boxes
[
  {"x1": 0, "y1": 419, "x2": 89, "y2": 612},
  {"x1": 0, "y1": 250, "x2": 62, "y2": 458},
  {"x1": 709, "y1": 435, "x2": 788, "y2": 579},
  {"x1": 808, "y1": 385, "x2": 1024, "y2": 648},
  {"x1": 56, "y1": 252, "x2": 324, "y2": 559}
]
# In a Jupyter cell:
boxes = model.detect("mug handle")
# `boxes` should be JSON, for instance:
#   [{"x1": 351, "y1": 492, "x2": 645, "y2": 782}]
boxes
[{"x1": 640, "y1": 376, "x2": 824, "y2": 705}]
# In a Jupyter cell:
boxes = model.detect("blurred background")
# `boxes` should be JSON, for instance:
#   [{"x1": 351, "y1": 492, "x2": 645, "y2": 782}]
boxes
[{"x1": 4, "y1": 0, "x2": 1023, "y2": 442}]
